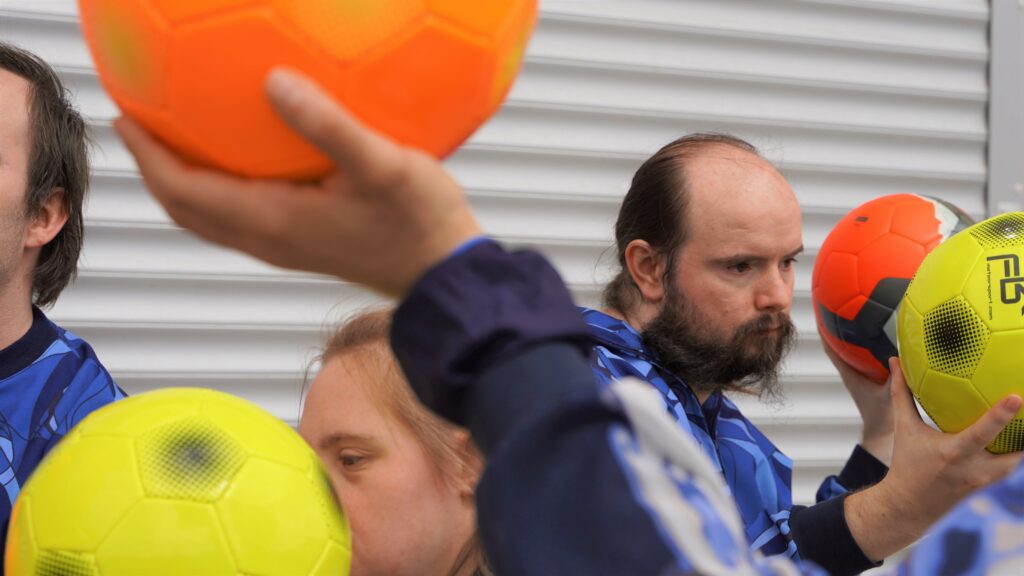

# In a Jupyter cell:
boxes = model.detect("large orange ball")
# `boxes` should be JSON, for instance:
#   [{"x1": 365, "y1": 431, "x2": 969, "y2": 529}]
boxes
[
  {"x1": 812, "y1": 194, "x2": 973, "y2": 383},
  {"x1": 79, "y1": 0, "x2": 536, "y2": 179}
]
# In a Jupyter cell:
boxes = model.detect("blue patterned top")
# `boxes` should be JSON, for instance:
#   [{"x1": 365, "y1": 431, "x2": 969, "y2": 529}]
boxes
[
  {"x1": 391, "y1": 240, "x2": 1016, "y2": 576},
  {"x1": 581, "y1": 307, "x2": 855, "y2": 561},
  {"x1": 0, "y1": 307, "x2": 125, "y2": 551}
]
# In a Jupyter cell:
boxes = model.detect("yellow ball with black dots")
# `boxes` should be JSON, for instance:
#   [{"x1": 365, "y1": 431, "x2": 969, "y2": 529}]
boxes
[
  {"x1": 898, "y1": 212, "x2": 1024, "y2": 453},
  {"x1": 6, "y1": 388, "x2": 350, "y2": 576}
]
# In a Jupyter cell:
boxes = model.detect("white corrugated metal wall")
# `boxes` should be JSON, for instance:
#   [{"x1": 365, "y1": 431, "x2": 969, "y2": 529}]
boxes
[{"x1": 0, "y1": 0, "x2": 990, "y2": 505}]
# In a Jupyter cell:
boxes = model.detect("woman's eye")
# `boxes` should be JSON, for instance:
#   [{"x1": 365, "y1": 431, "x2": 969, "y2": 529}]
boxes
[{"x1": 339, "y1": 452, "x2": 368, "y2": 469}]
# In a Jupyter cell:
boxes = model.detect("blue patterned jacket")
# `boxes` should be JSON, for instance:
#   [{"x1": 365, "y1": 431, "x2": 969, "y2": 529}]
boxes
[
  {"x1": 581, "y1": 307, "x2": 886, "y2": 574},
  {"x1": 392, "y1": 239, "x2": 1024, "y2": 576},
  {"x1": 0, "y1": 307, "x2": 125, "y2": 554}
]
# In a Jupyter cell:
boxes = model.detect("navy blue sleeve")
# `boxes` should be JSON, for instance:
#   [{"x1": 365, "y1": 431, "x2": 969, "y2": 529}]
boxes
[
  {"x1": 839, "y1": 444, "x2": 889, "y2": 490},
  {"x1": 790, "y1": 495, "x2": 879, "y2": 576},
  {"x1": 389, "y1": 239, "x2": 1024, "y2": 576},
  {"x1": 791, "y1": 445, "x2": 888, "y2": 574},
  {"x1": 468, "y1": 343, "x2": 684, "y2": 574},
  {"x1": 391, "y1": 239, "x2": 592, "y2": 427},
  {"x1": 391, "y1": 241, "x2": 816, "y2": 575}
]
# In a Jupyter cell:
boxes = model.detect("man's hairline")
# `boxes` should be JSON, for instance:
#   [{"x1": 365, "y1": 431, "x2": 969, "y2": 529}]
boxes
[{"x1": 660, "y1": 144, "x2": 791, "y2": 279}]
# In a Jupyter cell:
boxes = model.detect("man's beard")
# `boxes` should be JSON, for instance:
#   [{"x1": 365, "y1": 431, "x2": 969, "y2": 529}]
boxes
[{"x1": 641, "y1": 285, "x2": 796, "y2": 401}]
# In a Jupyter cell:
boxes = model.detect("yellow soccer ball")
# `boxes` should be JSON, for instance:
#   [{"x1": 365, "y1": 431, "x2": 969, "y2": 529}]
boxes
[
  {"x1": 6, "y1": 388, "x2": 350, "y2": 575},
  {"x1": 898, "y1": 212, "x2": 1024, "y2": 453}
]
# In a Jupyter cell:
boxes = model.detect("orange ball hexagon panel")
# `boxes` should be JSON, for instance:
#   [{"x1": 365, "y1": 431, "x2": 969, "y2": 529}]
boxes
[{"x1": 813, "y1": 194, "x2": 974, "y2": 383}]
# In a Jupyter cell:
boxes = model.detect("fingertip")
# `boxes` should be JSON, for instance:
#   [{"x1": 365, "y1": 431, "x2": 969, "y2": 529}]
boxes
[
  {"x1": 265, "y1": 67, "x2": 304, "y2": 109},
  {"x1": 887, "y1": 356, "x2": 902, "y2": 375},
  {"x1": 1001, "y1": 394, "x2": 1023, "y2": 413}
]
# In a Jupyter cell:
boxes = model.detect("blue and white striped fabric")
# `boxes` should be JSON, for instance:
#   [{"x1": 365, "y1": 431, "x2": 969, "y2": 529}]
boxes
[{"x1": 603, "y1": 377, "x2": 1024, "y2": 576}]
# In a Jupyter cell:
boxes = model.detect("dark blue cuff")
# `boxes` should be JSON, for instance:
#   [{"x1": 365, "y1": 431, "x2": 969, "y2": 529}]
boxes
[
  {"x1": 790, "y1": 494, "x2": 881, "y2": 576},
  {"x1": 390, "y1": 239, "x2": 592, "y2": 426},
  {"x1": 839, "y1": 444, "x2": 889, "y2": 491}
]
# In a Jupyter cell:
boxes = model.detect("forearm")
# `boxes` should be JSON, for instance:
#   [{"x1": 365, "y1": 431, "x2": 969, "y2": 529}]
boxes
[
  {"x1": 824, "y1": 342, "x2": 895, "y2": 467},
  {"x1": 844, "y1": 481, "x2": 931, "y2": 561},
  {"x1": 858, "y1": 436, "x2": 893, "y2": 466}
]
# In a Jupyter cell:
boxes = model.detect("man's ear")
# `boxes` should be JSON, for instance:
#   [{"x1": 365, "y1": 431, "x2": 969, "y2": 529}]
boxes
[
  {"x1": 24, "y1": 188, "x2": 69, "y2": 249},
  {"x1": 623, "y1": 239, "x2": 668, "y2": 304}
]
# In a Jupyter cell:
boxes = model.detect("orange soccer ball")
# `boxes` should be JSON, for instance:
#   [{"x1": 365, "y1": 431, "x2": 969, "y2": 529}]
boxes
[
  {"x1": 78, "y1": 0, "x2": 536, "y2": 178},
  {"x1": 812, "y1": 194, "x2": 974, "y2": 383}
]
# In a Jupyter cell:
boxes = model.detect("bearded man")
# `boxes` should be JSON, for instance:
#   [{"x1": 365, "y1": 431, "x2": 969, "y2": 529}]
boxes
[
  {"x1": 583, "y1": 134, "x2": 925, "y2": 575},
  {"x1": 115, "y1": 69, "x2": 1022, "y2": 576}
]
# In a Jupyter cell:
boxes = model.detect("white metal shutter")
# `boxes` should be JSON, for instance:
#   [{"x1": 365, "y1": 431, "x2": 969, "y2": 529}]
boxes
[{"x1": 0, "y1": 0, "x2": 990, "y2": 504}]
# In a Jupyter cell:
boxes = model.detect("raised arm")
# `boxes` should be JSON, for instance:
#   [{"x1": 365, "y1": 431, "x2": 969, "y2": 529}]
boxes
[{"x1": 119, "y1": 68, "x2": 1024, "y2": 576}]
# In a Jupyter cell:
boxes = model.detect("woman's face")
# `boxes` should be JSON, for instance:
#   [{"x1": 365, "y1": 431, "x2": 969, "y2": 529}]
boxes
[{"x1": 299, "y1": 351, "x2": 474, "y2": 576}]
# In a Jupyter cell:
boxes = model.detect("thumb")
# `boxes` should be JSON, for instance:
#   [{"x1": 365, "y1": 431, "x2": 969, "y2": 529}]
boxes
[
  {"x1": 889, "y1": 357, "x2": 926, "y2": 431},
  {"x1": 956, "y1": 394, "x2": 1022, "y2": 453}
]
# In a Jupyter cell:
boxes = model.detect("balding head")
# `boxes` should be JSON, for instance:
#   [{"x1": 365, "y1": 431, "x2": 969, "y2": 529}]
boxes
[{"x1": 605, "y1": 133, "x2": 799, "y2": 314}]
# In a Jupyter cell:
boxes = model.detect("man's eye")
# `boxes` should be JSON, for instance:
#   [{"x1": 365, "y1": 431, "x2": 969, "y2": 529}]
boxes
[
  {"x1": 781, "y1": 258, "x2": 798, "y2": 270},
  {"x1": 729, "y1": 262, "x2": 752, "y2": 273}
]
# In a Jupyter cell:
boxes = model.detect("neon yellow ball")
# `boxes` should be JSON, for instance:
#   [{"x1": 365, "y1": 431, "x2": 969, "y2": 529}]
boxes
[
  {"x1": 898, "y1": 212, "x2": 1024, "y2": 453},
  {"x1": 6, "y1": 388, "x2": 350, "y2": 575}
]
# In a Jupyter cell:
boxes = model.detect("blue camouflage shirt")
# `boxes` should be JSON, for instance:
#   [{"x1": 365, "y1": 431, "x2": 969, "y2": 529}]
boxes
[
  {"x1": 581, "y1": 307, "x2": 865, "y2": 562},
  {"x1": 391, "y1": 240, "x2": 1015, "y2": 576},
  {"x1": 0, "y1": 307, "x2": 125, "y2": 551}
]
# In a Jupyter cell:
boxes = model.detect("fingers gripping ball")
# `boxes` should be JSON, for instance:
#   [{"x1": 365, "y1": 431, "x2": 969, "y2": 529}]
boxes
[
  {"x1": 6, "y1": 389, "x2": 350, "y2": 576},
  {"x1": 78, "y1": 0, "x2": 537, "y2": 178},
  {"x1": 898, "y1": 213, "x2": 1024, "y2": 453},
  {"x1": 812, "y1": 194, "x2": 973, "y2": 383}
]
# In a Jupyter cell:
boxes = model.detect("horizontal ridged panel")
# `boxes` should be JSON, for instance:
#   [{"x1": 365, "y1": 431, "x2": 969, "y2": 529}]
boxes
[
  {"x1": 72, "y1": 217, "x2": 967, "y2": 298},
  {"x1": 0, "y1": 0, "x2": 990, "y2": 505}
]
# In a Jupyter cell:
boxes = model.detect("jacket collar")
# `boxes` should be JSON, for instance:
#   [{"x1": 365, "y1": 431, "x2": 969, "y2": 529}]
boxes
[{"x1": 0, "y1": 307, "x2": 59, "y2": 381}]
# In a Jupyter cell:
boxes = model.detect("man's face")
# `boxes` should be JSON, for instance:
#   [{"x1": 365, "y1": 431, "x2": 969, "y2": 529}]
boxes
[
  {"x1": 642, "y1": 147, "x2": 804, "y2": 396},
  {"x1": 0, "y1": 69, "x2": 33, "y2": 291}
]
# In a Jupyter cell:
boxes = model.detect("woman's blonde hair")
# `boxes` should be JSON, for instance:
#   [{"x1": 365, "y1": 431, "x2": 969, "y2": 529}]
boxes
[{"x1": 317, "y1": 308, "x2": 491, "y2": 576}]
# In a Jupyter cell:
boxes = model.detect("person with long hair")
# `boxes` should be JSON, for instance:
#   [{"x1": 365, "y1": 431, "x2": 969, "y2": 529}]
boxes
[{"x1": 299, "y1": 309, "x2": 490, "y2": 576}]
